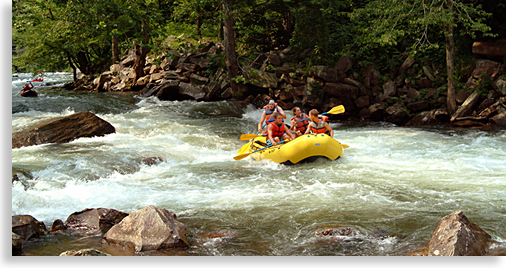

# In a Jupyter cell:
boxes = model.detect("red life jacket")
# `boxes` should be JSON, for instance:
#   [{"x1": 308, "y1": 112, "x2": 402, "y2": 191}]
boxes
[
  {"x1": 22, "y1": 84, "x2": 32, "y2": 91},
  {"x1": 269, "y1": 122, "x2": 286, "y2": 138},
  {"x1": 291, "y1": 113, "x2": 309, "y2": 133}
]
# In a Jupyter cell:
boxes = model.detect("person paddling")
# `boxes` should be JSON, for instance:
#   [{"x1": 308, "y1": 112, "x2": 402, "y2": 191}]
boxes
[
  {"x1": 258, "y1": 100, "x2": 286, "y2": 134},
  {"x1": 19, "y1": 81, "x2": 38, "y2": 97},
  {"x1": 21, "y1": 81, "x2": 34, "y2": 93},
  {"x1": 304, "y1": 109, "x2": 334, "y2": 137},
  {"x1": 290, "y1": 107, "x2": 309, "y2": 137},
  {"x1": 267, "y1": 112, "x2": 295, "y2": 146}
]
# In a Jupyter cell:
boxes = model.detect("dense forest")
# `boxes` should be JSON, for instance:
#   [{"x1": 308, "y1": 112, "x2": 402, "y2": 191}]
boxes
[
  {"x1": 13, "y1": 0, "x2": 505, "y2": 74},
  {"x1": 12, "y1": 0, "x2": 506, "y2": 125}
]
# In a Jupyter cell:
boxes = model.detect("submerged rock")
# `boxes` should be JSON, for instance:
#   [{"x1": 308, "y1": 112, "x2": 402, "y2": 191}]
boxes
[
  {"x1": 101, "y1": 205, "x2": 189, "y2": 252},
  {"x1": 60, "y1": 248, "x2": 111, "y2": 256},
  {"x1": 199, "y1": 229, "x2": 238, "y2": 240},
  {"x1": 424, "y1": 210, "x2": 491, "y2": 256},
  {"x1": 12, "y1": 111, "x2": 115, "y2": 148}
]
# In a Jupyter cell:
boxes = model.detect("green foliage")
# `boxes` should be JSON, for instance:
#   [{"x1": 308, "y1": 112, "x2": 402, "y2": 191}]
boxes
[
  {"x1": 288, "y1": 0, "x2": 353, "y2": 66},
  {"x1": 348, "y1": 0, "x2": 494, "y2": 71},
  {"x1": 204, "y1": 52, "x2": 227, "y2": 75},
  {"x1": 471, "y1": 75, "x2": 494, "y2": 96},
  {"x1": 231, "y1": 75, "x2": 248, "y2": 84},
  {"x1": 12, "y1": 0, "x2": 503, "y2": 88},
  {"x1": 13, "y1": 0, "x2": 165, "y2": 74}
]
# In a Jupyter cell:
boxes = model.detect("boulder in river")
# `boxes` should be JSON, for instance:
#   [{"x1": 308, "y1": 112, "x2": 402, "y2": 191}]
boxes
[
  {"x1": 424, "y1": 210, "x2": 491, "y2": 256},
  {"x1": 100, "y1": 205, "x2": 189, "y2": 252},
  {"x1": 12, "y1": 111, "x2": 116, "y2": 148},
  {"x1": 12, "y1": 215, "x2": 48, "y2": 241},
  {"x1": 12, "y1": 232, "x2": 23, "y2": 255},
  {"x1": 65, "y1": 208, "x2": 129, "y2": 236}
]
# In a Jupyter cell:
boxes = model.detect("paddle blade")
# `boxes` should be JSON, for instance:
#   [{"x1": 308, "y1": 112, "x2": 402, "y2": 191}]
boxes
[
  {"x1": 327, "y1": 105, "x2": 345, "y2": 115},
  {"x1": 237, "y1": 142, "x2": 251, "y2": 155},
  {"x1": 240, "y1": 134, "x2": 261, "y2": 141},
  {"x1": 233, "y1": 152, "x2": 251, "y2": 160},
  {"x1": 341, "y1": 144, "x2": 349, "y2": 148}
]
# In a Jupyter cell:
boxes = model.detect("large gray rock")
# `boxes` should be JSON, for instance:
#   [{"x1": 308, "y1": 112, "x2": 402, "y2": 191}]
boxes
[
  {"x1": 425, "y1": 210, "x2": 491, "y2": 256},
  {"x1": 493, "y1": 76, "x2": 506, "y2": 96},
  {"x1": 65, "y1": 208, "x2": 129, "y2": 236},
  {"x1": 142, "y1": 80, "x2": 180, "y2": 100},
  {"x1": 12, "y1": 111, "x2": 116, "y2": 148},
  {"x1": 178, "y1": 82, "x2": 206, "y2": 100},
  {"x1": 101, "y1": 205, "x2": 189, "y2": 252},
  {"x1": 12, "y1": 215, "x2": 47, "y2": 241},
  {"x1": 323, "y1": 82, "x2": 359, "y2": 99}
]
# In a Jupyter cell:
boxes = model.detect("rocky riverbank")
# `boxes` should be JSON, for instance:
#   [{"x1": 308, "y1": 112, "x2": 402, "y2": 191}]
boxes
[
  {"x1": 12, "y1": 206, "x2": 497, "y2": 256},
  {"x1": 64, "y1": 40, "x2": 506, "y2": 129}
]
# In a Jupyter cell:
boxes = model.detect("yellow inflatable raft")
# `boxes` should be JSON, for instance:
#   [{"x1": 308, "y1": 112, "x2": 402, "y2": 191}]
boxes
[{"x1": 245, "y1": 134, "x2": 344, "y2": 164}]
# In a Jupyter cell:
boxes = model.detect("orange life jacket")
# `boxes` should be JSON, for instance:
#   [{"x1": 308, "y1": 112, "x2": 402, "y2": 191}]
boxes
[
  {"x1": 269, "y1": 122, "x2": 286, "y2": 138},
  {"x1": 291, "y1": 113, "x2": 309, "y2": 133},
  {"x1": 309, "y1": 120, "x2": 328, "y2": 134}
]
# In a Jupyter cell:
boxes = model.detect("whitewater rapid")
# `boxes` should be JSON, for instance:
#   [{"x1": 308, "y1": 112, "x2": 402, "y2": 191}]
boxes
[{"x1": 11, "y1": 73, "x2": 506, "y2": 256}]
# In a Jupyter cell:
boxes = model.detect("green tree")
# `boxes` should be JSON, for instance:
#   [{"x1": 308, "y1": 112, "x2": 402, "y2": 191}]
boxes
[
  {"x1": 288, "y1": 0, "x2": 353, "y2": 65},
  {"x1": 350, "y1": 0, "x2": 493, "y2": 115},
  {"x1": 13, "y1": 0, "x2": 164, "y2": 80},
  {"x1": 172, "y1": 0, "x2": 220, "y2": 38}
]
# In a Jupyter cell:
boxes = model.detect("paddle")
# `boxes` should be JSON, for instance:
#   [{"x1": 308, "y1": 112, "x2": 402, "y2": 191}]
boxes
[
  {"x1": 342, "y1": 144, "x2": 349, "y2": 148},
  {"x1": 237, "y1": 142, "x2": 251, "y2": 155},
  {"x1": 295, "y1": 105, "x2": 345, "y2": 123},
  {"x1": 240, "y1": 132, "x2": 297, "y2": 141},
  {"x1": 240, "y1": 133, "x2": 263, "y2": 141},
  {"x1": 234, "y1": 140, "x2": 287, "y2": 161}
]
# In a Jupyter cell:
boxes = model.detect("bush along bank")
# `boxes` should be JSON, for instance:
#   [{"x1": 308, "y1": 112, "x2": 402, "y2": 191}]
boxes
[{"x1": 66, "y1": 40, "x2": 506, "y2": 129}]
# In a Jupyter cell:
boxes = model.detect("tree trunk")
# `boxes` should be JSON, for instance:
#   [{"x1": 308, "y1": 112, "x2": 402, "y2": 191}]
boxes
[
  {"x1": 219, "y1": 21, "x2": 224, "y2": 41},
  {"x1": 76, "y1": 51, "x2": 89, "y2": 75},
  {"x1": 133, "y1": 41, "x2": 150, "y2": 85},
  {"x1": 196, "y1": 5, "x2": 202, "y2": 38},
  {"x1": 222, "y1": 0, "x2": 242, "y2": 97},
  {"x1": 66, "y1": 51, "x2": 77, "y2": 81},
  {"x1": 112, "y1": 35, "x2": 119, "y2": 64},
  {"x1": 133, "y1": 20, "x2": 151, "y2": 85},
  {"x1": 283, "y1": 11, "x2": 294, "y2": 34},
  {"x1": 445, "y1": 2, "x2": 457, "y2": 115}
]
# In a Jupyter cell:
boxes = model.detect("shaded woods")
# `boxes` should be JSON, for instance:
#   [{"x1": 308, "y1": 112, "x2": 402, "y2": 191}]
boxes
[{"x1": 12, "y1": 1, "x2": 506, "y2": 126}]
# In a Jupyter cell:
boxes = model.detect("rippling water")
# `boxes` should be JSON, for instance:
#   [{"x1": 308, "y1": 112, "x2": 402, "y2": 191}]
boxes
[{"x1": 11, "y1": 73, "x2": 506, "y2": 256}]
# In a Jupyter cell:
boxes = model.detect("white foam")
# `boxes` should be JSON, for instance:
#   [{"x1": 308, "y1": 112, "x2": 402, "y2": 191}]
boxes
[{"x1": 11, "y1": 80, "x2": 506, "y2": 250}]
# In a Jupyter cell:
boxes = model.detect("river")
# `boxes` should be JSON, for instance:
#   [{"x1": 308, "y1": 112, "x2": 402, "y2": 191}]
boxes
[{"x1": 11, "y1": 73, "x2": 506, "y2": 256}]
